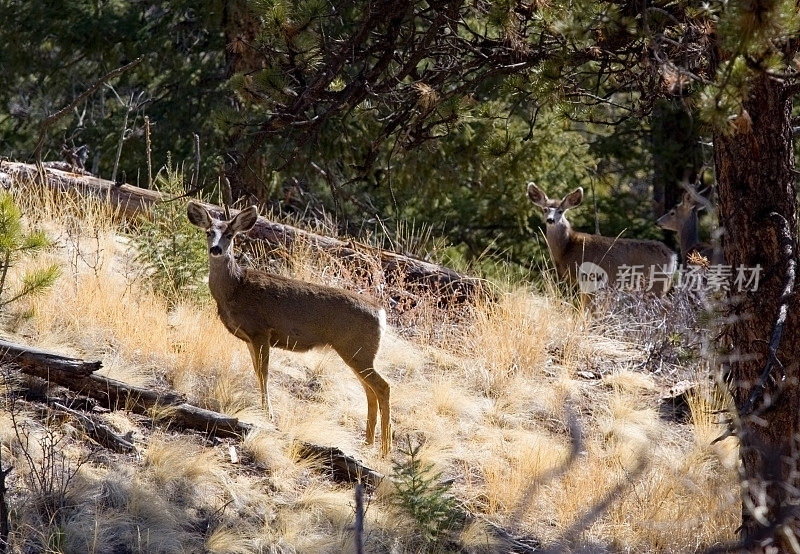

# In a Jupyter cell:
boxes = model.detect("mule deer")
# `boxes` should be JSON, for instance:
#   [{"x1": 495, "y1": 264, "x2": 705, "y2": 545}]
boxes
[
  {"x1": 526, "y1": 183, "x2": 677, "y2": 295},
  {"x1": 187, "y1": 202, "x2": 392, "y2": 454},
  {"x1": 656, "y1": 186, "x2": 725, "y2": 266}
]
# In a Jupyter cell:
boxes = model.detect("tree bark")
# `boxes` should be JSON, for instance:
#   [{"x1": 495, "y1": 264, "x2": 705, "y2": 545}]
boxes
[{"x1": 713, "y1": 73, "x2": 800, "y2": 548}]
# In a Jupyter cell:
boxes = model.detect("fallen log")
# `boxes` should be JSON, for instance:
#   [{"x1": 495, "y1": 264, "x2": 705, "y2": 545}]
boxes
[
  {"x1": 0, "y1": 338, "x2": 382, "y2": 483},
  {"x1": 3, "y1": 343, "x2": 541, "y2": 550},
  {"x1": 0, "y1": 160, "x2": 160, "y2": 219},
  {"x1": 196, "y1": 201, "x2": 483, "y2": 302},
  {"x1": 0, "y1": 336, "x2": 249, "y2": 438},
  {"x1": 0, "y1": 160, "x2": 483, "y2": 302},
  {"x1": 0, "y1": 338, "x2": 101, "y2": 376},
  {"x1": 297, "y1": 443, "x2": 384, "y2": 487}
]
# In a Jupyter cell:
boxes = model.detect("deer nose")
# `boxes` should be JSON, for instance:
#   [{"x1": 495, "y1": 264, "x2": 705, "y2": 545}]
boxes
[
  {"x1": 209, "y1": 245, "x2": 222, "y2": 256},
  {"x1": 546, "y1": 216, "x2": 556, "y2": 224}
]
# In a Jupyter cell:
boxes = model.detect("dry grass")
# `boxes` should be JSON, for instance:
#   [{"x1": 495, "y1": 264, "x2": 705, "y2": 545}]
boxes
[{"x1": 0, "y1": 184, "x2": 739, "y2": 552}]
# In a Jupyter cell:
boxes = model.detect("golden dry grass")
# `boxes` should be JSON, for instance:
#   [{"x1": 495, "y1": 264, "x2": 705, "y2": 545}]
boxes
[{"x1": 0, "y1": 184, "x2": 739, "y2": 552}]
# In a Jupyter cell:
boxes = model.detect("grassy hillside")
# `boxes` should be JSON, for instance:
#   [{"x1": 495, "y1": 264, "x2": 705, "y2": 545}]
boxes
[{"x1": 0, "y1": 182, "x2": 738, "y2": 553}]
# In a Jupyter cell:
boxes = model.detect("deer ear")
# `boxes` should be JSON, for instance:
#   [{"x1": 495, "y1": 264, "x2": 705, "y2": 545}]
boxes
[
  {"x1": 187, "y1": 201, "x2": 212, "y2": 229},
  {"x1": 561, "y1": 187, "x2": 583, "y2": 210},
  {"x1": 230, "y1": 206, "x2": 259, "y2": 233},
  {"x1": 526, "y1": 182, "x2": 549, "y2": 208},
  {"x1": 682, "y1": 192, "x2": 694, "y2": 204}
]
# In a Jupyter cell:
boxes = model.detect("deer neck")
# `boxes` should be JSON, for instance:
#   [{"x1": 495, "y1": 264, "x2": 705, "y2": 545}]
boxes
[
  {"x1": 545, "y1": 220, "x2": 572, "y2": 259},
  {"x1": 679, "y1": 212, "x2": 700, "y2": 256},
  {"x1": 208, "y1": 249, "x2": 243, "y2": 301}
]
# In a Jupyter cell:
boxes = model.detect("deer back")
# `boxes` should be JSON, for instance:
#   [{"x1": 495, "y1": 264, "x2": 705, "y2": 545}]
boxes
[
  {"x1": 559, "y1": 231, "x2": 676, "y2": 290},
  {"x1": 214, "y1": 267, "x2": 384, "y2": 354}
]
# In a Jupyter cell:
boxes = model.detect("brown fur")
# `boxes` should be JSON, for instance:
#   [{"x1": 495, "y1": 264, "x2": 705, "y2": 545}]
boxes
[
  {"x1": 527, "y1": 183, "x2": 677, "y2": 295},
  {"x1": 656, "y1": 192, "x2": 725, "y2": 265},
  {"x1": 188, "y1": 201, "x2": 392, "y2": 454}
]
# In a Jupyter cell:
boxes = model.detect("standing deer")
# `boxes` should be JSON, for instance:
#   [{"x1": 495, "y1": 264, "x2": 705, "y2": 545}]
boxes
[
  {"x1": 656, "y1": 187, "x2": 725, "y2": 266},
  {"x1": 526, "y1": 183, "x2": 677, "y2": 295},
  {"x1": 187, "y1": 201, "x2": 392, "y2": 454}
]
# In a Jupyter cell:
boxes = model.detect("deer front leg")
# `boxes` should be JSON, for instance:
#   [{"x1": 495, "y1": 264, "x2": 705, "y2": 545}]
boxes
[{"x1": 246, "y1": 333, "x2": 273, "y2": 420}]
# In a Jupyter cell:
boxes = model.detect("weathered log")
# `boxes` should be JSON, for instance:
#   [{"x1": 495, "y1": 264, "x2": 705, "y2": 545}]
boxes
[
  {"x1": 197, "y1": 200, "x2": 483, "y2": 302},
  {"x1": 0, "y1": 338, "x2": 101, "y2": 376},
  {"x1": 0, "y1": 160, "x2": 160, "y2": 219},
  {"x1": 156, "y1": 402, "x2": 255, "y2": 438},
  {"x1": 0, "y1": 337, "x2": 247, "y2": 437},
  {"x1": 297, "y1": 443, "x2": 384, "y2": 487},
  {"x1": 5, "y1": 342, "x2": 540, "y2": 550},
  {"x1": 0, "y1": 161, "x2": 483, "y2": 302}
]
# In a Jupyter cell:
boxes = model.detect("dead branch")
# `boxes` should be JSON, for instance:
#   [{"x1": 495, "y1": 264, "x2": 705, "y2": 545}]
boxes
[
  {"x1": 33, "y1": 57, "x2": 143, "y2": 166},
  {"x1": 51, "y1": 402, "x2": 137, "y2": 454}
]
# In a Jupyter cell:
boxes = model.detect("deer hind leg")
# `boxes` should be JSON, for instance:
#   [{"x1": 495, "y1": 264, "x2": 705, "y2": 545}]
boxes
[
  {"x1": 246, "y1": 333, "x2": 273, "y2": 419},
  {"x1": 346, "y1": 352, "x2": 391, "y2": 455},
  {"x1": 354, "y1": 376, "x2": 379, "y2": 445}
]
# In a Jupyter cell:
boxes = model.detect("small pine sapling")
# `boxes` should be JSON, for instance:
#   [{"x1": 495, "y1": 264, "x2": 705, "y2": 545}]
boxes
[{"x1": 391, "y1": 436, "x2": 464, "y2": 549}]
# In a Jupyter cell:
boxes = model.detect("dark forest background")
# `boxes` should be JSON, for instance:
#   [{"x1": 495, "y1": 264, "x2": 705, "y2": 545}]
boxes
[{"x1": 0, "y1": 0, "x2": 720, "y2": 278}]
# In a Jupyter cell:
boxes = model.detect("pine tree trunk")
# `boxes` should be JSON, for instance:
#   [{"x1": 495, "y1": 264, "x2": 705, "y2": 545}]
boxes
[{"x1": 713, "y1": 74, "x2": 800, "y2": 547}]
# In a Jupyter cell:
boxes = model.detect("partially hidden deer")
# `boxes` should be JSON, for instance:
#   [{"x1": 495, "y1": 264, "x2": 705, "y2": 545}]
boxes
[
  {"x1": 526, "y1": 183, "x2": 677, "y2": 295},
  {"x1": 656, "y1": 187, "x2": 725, "y2": 266},
  {"x1": 187, "y1": 201, "x2": 392, "y2": 454}
]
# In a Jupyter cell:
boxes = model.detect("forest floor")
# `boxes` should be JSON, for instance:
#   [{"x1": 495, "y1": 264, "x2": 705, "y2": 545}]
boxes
[{"x1": 0, "y1": 181, "x2": 738, "y2": 553}]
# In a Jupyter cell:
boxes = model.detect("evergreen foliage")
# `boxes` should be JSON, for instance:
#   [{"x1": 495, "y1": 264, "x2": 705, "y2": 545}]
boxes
[
  {"x1": 0, "y1": 192, "x2": 60, "y2": 308},
  {"x1": 129, "y1": 160, "x2": 208, "y2": 304},
  {"x1": 1, "y1": 0, "x2": 797, "y2": 281},
  {"x1": 391, "y1": 437, "x2": 463, "y2": 550},
  {"x1": 0, "y1": 0, "x2": 662, "y2": 280}
]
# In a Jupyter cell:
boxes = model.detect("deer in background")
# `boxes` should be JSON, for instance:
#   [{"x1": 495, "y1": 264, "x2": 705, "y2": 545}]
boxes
[
  {"x1": 187, "y1": 201, "x2": 392, "y2": 454},
  {"x1": 656, "y1": 183, "x2": 725, "y2": 266},
  {"x1": 526, "y1": 183, "x2": 677, "y2": 295}
]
